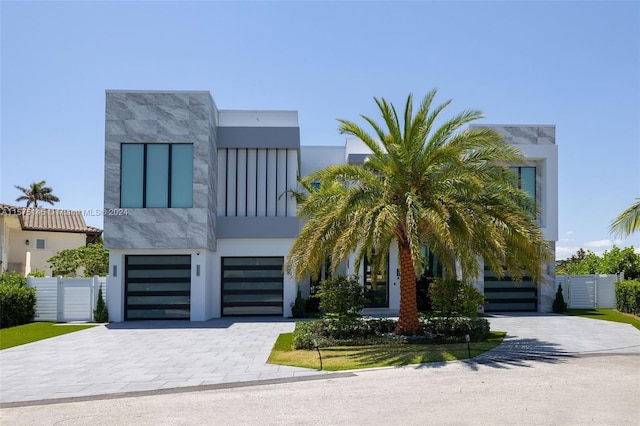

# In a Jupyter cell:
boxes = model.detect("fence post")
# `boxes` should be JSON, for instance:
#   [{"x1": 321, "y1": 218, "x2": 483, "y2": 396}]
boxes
[
  {"x1": 91, "y1": 276, "x2": 99, "y2": 322},
  {"x1": 57, "y1": 276, "x2": 64, "y2": 322}
]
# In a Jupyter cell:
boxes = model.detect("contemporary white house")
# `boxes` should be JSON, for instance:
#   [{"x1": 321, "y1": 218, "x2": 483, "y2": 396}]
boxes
[{"x1": 104, "y1": 90, "x2": 557, "y2": 321}]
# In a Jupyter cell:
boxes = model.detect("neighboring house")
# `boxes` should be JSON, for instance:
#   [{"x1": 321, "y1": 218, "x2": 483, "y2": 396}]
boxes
[
  {"x1": 0, "y1": 203, "x2": 102, "y2": 275},
  {"x1": 104, "y1": 90, "x2": 557, "y2": 322}
]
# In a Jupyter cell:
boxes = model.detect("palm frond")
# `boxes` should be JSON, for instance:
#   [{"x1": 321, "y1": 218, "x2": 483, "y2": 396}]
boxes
[{"x1": 610, "y1": 198, "x2": 640, "y2": 237}]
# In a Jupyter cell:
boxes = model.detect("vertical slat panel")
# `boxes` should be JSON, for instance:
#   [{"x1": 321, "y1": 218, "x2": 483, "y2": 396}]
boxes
[
  {"x1": 236, "y1": 148, "x2": 247, "y2": 217},
  {"x1": 266, "y1": 149, "x2": 277, "y2": 217},
  {"x1": 286, "y1": 149, "x2": 298, "y2": 217},
  {"x1": 256, "y1": 149, "x2": 267, "y2": 216},
  {"x1": 28, "y1": 277, "x2": 109, "y2": 322},
  {"x1": 276, "y1": 149, "x2": 287, "y2": 216},
  {"x1": 246, "y1": 149, "x2": 257, "y2": 216},
  {"x1": 217, "y1": 149, "x2": 227, "y2": 216},
  {"x1": 226, "y1": 149, "x2": 237, "y2": 216}
]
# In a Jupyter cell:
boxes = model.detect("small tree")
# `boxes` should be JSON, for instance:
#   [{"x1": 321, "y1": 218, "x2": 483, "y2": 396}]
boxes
[
  {"x1": 552, "y1": 284, "x2": 568, "y2": 313},
  {"x1": 429, "y1": 278, "x2": 485, "y2": 317},
  {"x1": 316, "y1": 275, "x2": 366, "y2": 317},
  {"x1": 93, "y1": 285, "x2": 109, "y2": 323},
  {"x1": 47, "y1": 242, "x2": 109, "y2": 277}
]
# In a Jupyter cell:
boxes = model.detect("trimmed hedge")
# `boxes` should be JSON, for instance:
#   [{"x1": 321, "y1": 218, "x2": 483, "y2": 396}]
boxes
[
  {"x1": 615, "y1": 279, "x2": 640, "y2": 316},
  {"x1": 0, "y1": 273, "x2": 36, "y2": 328},
  {"x1": 291, "y1": 316, "x2": 491, "y2": 349},
  {"x1": 420, "y1": 316, "x2": 490, "y2": 342},
  {"x1": 292, "y1": 317, "x2": 397, "y2": 349}
]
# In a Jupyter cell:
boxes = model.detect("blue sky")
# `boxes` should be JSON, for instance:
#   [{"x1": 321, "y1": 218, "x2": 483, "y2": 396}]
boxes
[{"x1": 1, "y1": 1, "x2": 638, "y2": 260}]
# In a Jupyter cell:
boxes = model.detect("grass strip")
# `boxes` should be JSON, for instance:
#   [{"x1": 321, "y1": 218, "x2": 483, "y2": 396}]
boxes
[
  {"x1": 268, "y1": 331, "x2": 505, "y2": 371},
  {"x1": 0, "y1": 322, "x2": 98, "y2": 350},
  {"x1": 565, "y1": 309, "x2": 640, "y2": 331}
]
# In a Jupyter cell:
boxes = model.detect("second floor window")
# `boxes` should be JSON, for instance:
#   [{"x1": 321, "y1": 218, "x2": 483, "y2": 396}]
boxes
[
  {"x1": 121, "y1": 143, "x2": 193, "y2": 208},
  {"x1": 510, "y1": 167, "x2": 536, "y2": 202}
]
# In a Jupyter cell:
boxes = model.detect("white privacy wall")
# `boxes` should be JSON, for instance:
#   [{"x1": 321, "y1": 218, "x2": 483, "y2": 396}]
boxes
[{"x1": 27, "y1": 276, "x2": 107, "y2": 322}]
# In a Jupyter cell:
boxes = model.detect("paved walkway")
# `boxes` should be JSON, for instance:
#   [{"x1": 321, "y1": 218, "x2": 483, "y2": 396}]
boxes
[{"x1": 1, "y1": 314, "x2": 638, "y2": 405}]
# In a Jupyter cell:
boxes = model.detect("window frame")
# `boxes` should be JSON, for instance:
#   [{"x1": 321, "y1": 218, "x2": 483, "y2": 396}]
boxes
[
  {"x1": 35, "y1": 238, "x2": 46, "y2": 250},
  {"x1": 120, "y1": 143, "x2": 193, "y2": 208}
]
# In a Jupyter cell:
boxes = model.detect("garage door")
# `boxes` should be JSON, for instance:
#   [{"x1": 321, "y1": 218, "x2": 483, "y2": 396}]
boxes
[
  {"x1": 484, "y1": 267, "x2": 537, "y2": 312},
  {"x1": 221, "y1": 257, "x2": 283, "y2": 316},
  {"x1": 125, "y1": 255, "x2": 191, "y2": 320}
]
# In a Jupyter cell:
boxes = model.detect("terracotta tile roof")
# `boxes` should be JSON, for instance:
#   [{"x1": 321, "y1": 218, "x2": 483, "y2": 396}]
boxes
[{"x1": 0, "y1": 203, "x2": 103, "y2": 235}]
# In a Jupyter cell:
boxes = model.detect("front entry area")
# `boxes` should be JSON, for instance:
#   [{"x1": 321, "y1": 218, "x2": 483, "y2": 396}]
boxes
[
  {"x1": 124, "y1": 255, "x2": 191, "y2": 320},
  {"x1": 221, "y1": 257, "x2": 284, "y2": 316}
]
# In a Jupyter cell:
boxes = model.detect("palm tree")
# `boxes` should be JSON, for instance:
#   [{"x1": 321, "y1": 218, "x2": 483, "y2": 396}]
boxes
[
  {"x1": 610, "y1": 198, "x2": 640, "y2": 237},
  {"x1": 14, "y1": 180, "x2": 60, "y2": 208},
  {"x1": 285, "y1": 90, "x2": 550, "y2": 335}
]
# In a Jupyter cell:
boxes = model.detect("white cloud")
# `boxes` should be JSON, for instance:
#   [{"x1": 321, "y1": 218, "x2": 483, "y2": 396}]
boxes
[
  {"x1": 556, "y1": 246, "x2": 580, "y2": 260},
  {"x1": 584, "y1": 239, "x2": 613, "y2": 248},
  {"x1": 565, "y1": 231, "x2": 574, "y2": 235}
]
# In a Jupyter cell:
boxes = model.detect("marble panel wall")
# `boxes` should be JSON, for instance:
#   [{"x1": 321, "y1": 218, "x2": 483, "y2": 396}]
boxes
[
  {"x1": 104, "y1": 91, "x2": 217, "y2": 250},
  {"x1": 486, "y1": 125, "x2": 555, "y2": 145}
]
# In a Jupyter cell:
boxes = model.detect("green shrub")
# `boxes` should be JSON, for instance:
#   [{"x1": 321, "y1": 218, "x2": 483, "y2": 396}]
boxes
[
  {"x1": 428, "y1": 278, "x2": 485, "y2": 317},
  {"x1": 27, "y1": 268, "x2": 46, "y2": 278},
  {"x1": 615, "y1": 279, "x2": 640, "y2": 316},
  {"x1": 93, "y1": 285, "x2": 109, "y2": 323},
  {"x1": 416, "y1": 275, "x2": 434, "y2": 312},
  {"x1": 316, "y1": 275, "x2": 366, "y2": 317},
  {"x1": 291, "y1": 287, "x2": 307, "y2": 318},
  {"x1": 0, "y1": 271, "x2": 27, "y2": 287},
  {"x1": 552, "y1": 284, "x2": 568, "y2": 313},
  {"x1": 292, "y1": 316, "x2": 490, "y2": 349},
  {"x1": 420, "y1": 316, "x2": 490, "y2": 342},
  {"x1": 0, "y1": 273, "x2": 36, "y2": 328},
  {"x1": 292, "y1": 317, "x2": 397, "y2": 349},
  {"x1": 305, "y1": 295, "x2": 320, "y2": 314}
]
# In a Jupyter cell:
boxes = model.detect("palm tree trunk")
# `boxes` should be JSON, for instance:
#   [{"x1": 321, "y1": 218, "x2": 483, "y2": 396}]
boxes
[{"x1": 395, "y1": 243, "x2": 421, "y2": 335}]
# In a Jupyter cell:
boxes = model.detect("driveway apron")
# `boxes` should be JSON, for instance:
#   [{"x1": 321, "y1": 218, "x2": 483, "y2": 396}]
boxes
[
  {"x1": 0, "y1": 318, "x2": 325, "y2": 404},
  {"x1": 1, "y1": 314, "x2": 639, "y2": 404}
]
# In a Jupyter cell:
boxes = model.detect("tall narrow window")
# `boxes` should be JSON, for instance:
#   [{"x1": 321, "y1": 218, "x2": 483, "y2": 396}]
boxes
[
  {"x1": 520, "y1": 167, "x2": 536, "y2": 201},
  {"x1": 120, "y1": 143, "x2": 193, "y2": 208},
  {"x1": 146, "y1": 144, "x2": 169, "y2": 207},
  {"x1": 171, "y1": 144, "x2": 193, "y2": 208},
  {"x1": 121, "y1": 144, "x2": 144, "y2": 208},
  {"x1": 510, "y1": 167, "x2": 536, "y2": 201}
]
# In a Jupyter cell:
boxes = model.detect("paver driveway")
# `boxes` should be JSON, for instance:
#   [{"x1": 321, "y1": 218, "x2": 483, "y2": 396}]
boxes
[
  {"x1": 0, "y1": 318, "x2": 325, "y2": 404},
  {"x1": 1, "y1": 314, "x2": 638, "y2": 406}
]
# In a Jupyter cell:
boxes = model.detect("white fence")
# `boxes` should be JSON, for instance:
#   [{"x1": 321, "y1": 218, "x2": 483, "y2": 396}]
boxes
[
  {"x1": 27, "y1": 276, "x2": 107, "y2": 322},
  {"x1": 555, "y1": 274, "x2": 620, "y2": 309}
]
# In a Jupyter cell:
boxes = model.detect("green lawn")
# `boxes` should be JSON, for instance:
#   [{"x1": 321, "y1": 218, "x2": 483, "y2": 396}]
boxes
[
  {"x1": 268, "y1": 331, "x2": 506, "y2": 371},
  {"x1": 565, "y1": 309, "x2": 640, "y2": 331},
  {"x1": 0, "y1": 322, "x2": 98, "y2": 350}
]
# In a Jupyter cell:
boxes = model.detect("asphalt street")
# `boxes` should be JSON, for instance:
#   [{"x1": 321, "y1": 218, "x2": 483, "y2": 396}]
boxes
[{"x1": 1, "y1": 354, "x2": 639, "y2": 425}]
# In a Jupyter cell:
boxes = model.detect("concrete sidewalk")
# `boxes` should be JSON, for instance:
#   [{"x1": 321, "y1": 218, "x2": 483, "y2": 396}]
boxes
[{"x1": 1, "y1": 314, "x2": 638, "y2": 405}]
